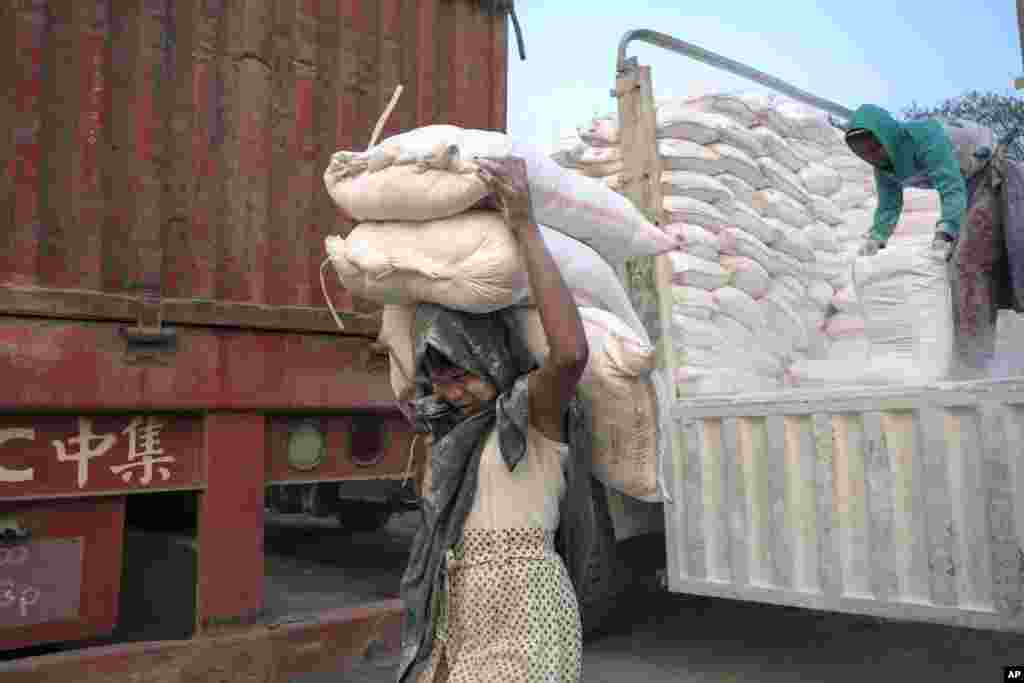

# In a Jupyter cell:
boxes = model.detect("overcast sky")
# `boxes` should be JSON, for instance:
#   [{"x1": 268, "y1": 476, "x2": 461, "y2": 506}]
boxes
[{"x1": 504, "y1": 1, "x2": 1022, "y2": 151}]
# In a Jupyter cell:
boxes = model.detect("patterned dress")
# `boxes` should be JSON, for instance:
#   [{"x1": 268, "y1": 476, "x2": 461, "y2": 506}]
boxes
[{"x1": 416, "y1": 425, "x2": 582, "y2": 682}]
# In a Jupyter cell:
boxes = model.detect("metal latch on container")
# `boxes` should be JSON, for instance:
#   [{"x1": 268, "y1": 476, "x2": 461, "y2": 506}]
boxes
[
  {"x1": 0, "y1": 515, "x2": 31, "y2": 546},
  {"x1": 121, "y1": 288, "x2": 177, "y2": 355}
]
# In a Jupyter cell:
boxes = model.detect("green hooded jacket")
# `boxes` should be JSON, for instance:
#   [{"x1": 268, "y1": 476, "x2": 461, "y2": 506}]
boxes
[{"x1": 847, "y1": 104, "x2": 967, "y2": 243}]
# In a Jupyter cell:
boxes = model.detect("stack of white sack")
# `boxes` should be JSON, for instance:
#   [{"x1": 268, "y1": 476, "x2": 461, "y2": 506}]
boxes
[
  {"x1": 323, "y1": 124, "x2": 676, "y2": 502},
  {"x1": 788, "y1": 189, "x2": 944, "y2": 383},
  {"x1": 786, "y1": 233, "x2": 953, "y2": 386},
  {"x1": 563, "y1": 92, "x2": 889, "y2": 394}
]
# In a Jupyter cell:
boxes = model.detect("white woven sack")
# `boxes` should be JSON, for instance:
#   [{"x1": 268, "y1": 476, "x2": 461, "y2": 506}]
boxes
[
  {"x1": 773, "y1": 224, "x2": 816, "y2": 262},
  {"x1": 663, "y1": 196, "x2": 729, "y2": 233},
  {"x1": 799, "y1": 163, "x2": 842, "y2": 197},
  {"x1": 757, "y1": 157, "x2": 811, "y2": 205},
  {"x1": 751, "y1": 189, "x2": 813, "y2": 228},
  {"x1": 513, "y1": 307, "x2": 665, "y2": 502},
  {"x1": 804, "y1": 222, "x2": 839, "y2": 252},
  {"x1": 327, "y1": 125, "x2": 676, "y2": 264},
  {"x1": 719, "y1": 254, "x2": 771, "y2": 299},
  {"x1": 671, "y1": 285, "x2": 719, "y2": 320},
  {"x1": 325, "y1": 210, "x2": 529, "y2": 312},
  {"x1": 661, "y1": 171, "x2": 735, "y2": 204},
  {"x1": 713, "y1": 286, "x2": 765, "y2": 332},
  {"x1": 730, "y1": 202, "x2": 782, "y2": 244},
  {"x1": 577, "y1": 115, "x2": 619, "y2": 147},
  {"x1": 664, "y1": 223, "x2": 720, "y2": 263},
  {"x1": 708, "y1": 143, "x2": 767, "y2": 189},
  {"x1": 668, "y1": 251, "x2": 730, "y2": 290},
  {"x1": 810, "y1": 195, "x2": 844, "y2": 226},
  {"x1": 717, "y1": 174, "x2": 756, "y2": 206},
  {"x1": 750, "y1": 125, "x2": 806, "y2": 172}
]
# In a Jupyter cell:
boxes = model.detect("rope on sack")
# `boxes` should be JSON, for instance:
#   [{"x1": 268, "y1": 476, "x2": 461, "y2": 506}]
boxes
[
  {"x1": 367, "y1": 84, "x2": 405, "y2": 150},
  {"x1": 319, "y1": 84, "x2": 406, "y2": 332}
]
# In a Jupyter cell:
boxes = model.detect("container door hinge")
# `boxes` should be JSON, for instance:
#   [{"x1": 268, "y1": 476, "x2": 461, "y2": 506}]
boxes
[{"x1": 121, "y1": 289, "x2": 177, "y2": 357}]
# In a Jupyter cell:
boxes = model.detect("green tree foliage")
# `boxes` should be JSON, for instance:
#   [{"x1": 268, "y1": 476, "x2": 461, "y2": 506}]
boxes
[{"x1": 902, "y1": 90, "x2": 1024, "y2": 161}]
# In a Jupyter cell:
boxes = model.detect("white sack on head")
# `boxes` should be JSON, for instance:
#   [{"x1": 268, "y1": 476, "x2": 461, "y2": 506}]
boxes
[
  {"x1": 513, "y1": 306, "x2": 665, "y2": 501},
  {"x1": 325, "y1": 211, "x2": 529, "y2": 312},
  {"x1": 325, "y1": 125, "x2": 676, "y2": 264}
]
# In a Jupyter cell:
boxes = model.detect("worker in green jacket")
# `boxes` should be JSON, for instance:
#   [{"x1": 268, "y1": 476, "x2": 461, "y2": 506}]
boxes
[
  {"x1": 844, "y1": 104, "x2": 994, "y2": 262},
  {"x1": 844, "y1": 104, "x2": 1019, "y2": 375}
]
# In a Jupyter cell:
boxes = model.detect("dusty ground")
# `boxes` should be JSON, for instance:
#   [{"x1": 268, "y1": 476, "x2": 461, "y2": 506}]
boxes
[{"x1": 270, "y1": 511, "x2": 1023, "y2": 683}]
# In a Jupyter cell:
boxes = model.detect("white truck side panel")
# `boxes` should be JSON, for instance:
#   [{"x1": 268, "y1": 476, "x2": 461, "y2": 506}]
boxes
[{"x1": 663, "y1": 380, "x2": 1024, "y2": 632}]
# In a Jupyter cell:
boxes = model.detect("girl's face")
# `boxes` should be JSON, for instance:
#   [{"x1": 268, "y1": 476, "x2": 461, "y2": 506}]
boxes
[{"x1": 428, "y1": 365, "x2": 498, "y2": 417}]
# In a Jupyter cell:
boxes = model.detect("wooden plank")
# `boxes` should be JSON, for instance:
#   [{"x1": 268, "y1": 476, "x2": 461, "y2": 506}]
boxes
[
  {"x1": 699, "y1": 418, "x2": 729, "y2": 582},
  {"x1": 831, "y1": 413, "x2": 873, "y2": 598},
  {"x1": 942, "y1": 407, "x2": 996, "y2": 610},
  {"x1": 782, "y1": 415, "x2": 821, "y2": 593},
  {"x1": 736, "y1": 416, "x2": 773, "y2": 588},
  {"x1": 880, "y1": 410, "x2": 931, "y2": 605},
  {"x1": 0, "y1": 600, "x2": 403, "y2": 683},
  {"x1": 197, "y1": 413, "x2": 265, "y2": 629},
  {"x1": 0, "y1": 285, "x2": 381, "y2": 336}
]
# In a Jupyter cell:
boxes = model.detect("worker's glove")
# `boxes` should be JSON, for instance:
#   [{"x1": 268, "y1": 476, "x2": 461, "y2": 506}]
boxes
[
  {"x1": 857, "y1": 238, "x2": 883, "y2": 257},
  {"x1": 928, "y1": 232, "x2": 954, "y2": 263}
]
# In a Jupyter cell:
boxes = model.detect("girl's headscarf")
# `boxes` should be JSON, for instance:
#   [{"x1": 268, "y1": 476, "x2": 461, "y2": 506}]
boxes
[{"x1": 396, "y1": 303, "x2": 595, "y2": 683}]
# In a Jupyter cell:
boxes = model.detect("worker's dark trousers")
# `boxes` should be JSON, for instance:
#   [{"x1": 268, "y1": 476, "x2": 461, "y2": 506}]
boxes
[{"x1": 948, "y1": 161, "x2": 1005, "y2": 374}]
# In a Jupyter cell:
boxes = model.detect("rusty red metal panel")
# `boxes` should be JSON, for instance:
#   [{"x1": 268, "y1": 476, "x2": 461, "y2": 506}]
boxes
[
  {"x1": 2, "y1": 0, "x2": 509, "y2": 312},
  {"x1": 221, "y1": 58, "x2": 272, "y2": 303},
  {"x1": 491, "y1": 7, "x2": 508, "y2": 132},
  {"x1": 0, "y1": 318, "x2": 395, "y2": 412},
  {"x1": 265, "y1": 413, "x2": 424, "y2": 484},
  {"x1": 196, "y1": 413, "x2": 265, "y2": 628},
  {"x1": 5, "y1": 1, "x2": 49, "y2": 288},
  {"x1": 162, "y1": 0, "x2": 204, "y2": 301},
  {"x1": 376, "y1": 0, "x2": 404, "y2": 142},
  {"x1": 414, "y1": 0, "x2": 439, "y2": 125},
  {"x1": 0, "y1": 414, "x2": 203, "y2": 501},
  {"x1": 0, "y1": 599, "x2": 403, "y2": 683},
  {"x1": 0, "y1": 497, "x2": 125, "y2": 650}
]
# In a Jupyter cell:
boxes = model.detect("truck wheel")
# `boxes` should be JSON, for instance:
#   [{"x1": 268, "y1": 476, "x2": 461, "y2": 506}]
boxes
[
  {"x1": 335, "y1": 500, "x2": 393, "y2": 534},
  {"x1": 578, "y1": 478, "x2": 623, "y2": 639}
]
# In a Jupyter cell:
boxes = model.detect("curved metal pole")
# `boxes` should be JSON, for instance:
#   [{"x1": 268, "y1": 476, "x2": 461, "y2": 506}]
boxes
[{"x1": 617, "y1": 29, "x2": 854, "y2": 121}]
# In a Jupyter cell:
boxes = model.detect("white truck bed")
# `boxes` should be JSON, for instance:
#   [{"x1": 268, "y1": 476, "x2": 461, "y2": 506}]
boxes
[{"x1": 663, "y1": 378, "x2": 1024, "y2": 632}]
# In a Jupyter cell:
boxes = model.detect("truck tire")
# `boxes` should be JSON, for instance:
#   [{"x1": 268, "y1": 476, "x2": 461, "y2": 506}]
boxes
[
  {"x1": 335, "y1": 500, "x2": 393, "y2": 534},
  {"x1": 578, "y1": 478, "x2": 623, "y2": 638}
]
